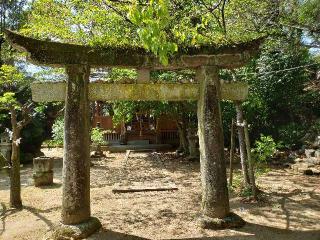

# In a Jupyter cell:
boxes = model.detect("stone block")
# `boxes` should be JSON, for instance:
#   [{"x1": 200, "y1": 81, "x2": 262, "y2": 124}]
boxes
[
  {"x1": 306, "y1": 157, "x2": 320, "y2": 165},
  {"x1": 305, "y1": 149, "x2": 315, "y2": 158},
  {"x1": 309, "y1": 168, "x2": 320, "y2": 175},
  {"x1": 315, "y1": 150, "x2": 320, "y2": 159},
  {"x1": 33, "y1": 171, "x2": 53, "y2": 187},
  {"x1": 33, "y1": 157, "x2": 54, "y2": 187},
  {"x1": 33, "y1": 157, "x2": 53, "y2": 172},
  {"x1": 303, "y1": 169, "x2": 314, "y2": 175},
  {"x1": 313, "y1": 136, "x2": 320, "y2": 148}
]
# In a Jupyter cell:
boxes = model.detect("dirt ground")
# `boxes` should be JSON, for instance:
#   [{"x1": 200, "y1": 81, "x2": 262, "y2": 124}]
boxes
[{"x1": 1, "y1": 148, "x2": 320, "y2": 240}]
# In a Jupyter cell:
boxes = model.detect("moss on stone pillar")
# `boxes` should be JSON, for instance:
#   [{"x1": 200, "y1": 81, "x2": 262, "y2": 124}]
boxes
[
  {"x1": 197, "y1": 66, "x2": 245, "y2": 229},
  {"x1": 62, "y1": 65, "x2": 91, "y2": 225}
]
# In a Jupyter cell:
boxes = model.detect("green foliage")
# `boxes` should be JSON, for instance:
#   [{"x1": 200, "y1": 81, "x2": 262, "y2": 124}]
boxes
[
  {"x1": 0, "y1": 64, "x2": 29, "y2": 111},
  {"x1": 276, "y1": 0, "x2": 320, "y2": 49},
  {"x1": 107, "y1": 68, "x2": 137, "y2": 82},
  {"x1": 91, "y1": 127, "x2": 106, "y2": 145},
  {"x1": 128, "y1": 0, "x2": 177, "y2": 65},
  {"x1": 221, "y1": 36, "x2": 320, "y2": 148},
  {"x1": 310, "y1": 119, "x2": 320, "y2": 136},
  {"x1": 22, "y1": 0, "x2": 272, "y2": 61},
  {"x1": 278, "y1": 123, "x2": 306, "y2": 149},
  {"x1": 50, "y1": 118, "x2": 107, "y2": 146},
  {"x1": 228, "y1": 170, "x2": 257, "y2": 198},
  {"x1": 152, "y1": 70, "x2": 195, "y2": 83},
  {"x1": 51, "y1": 117, "x2": 64, "y2": 146},
  {"x1": 252, "y1": 135, "x2": 277, "y2": 164},
  {"x1": 0, "y1": 92, "x2": 19, "y2": 109},
  {"x1": 0, "y1": 65, "x2": 25, "y2": 86},
  {"x1": 299, "y1": 0, "x2": 320, "y2": 26}
]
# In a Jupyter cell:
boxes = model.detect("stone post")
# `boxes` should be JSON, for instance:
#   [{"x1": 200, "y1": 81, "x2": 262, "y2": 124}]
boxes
[
  {"x1": 33, "y1": 157, "x2": 53, "y2": 186},
  {"x1": 187, "y1": 127, "x2": 199, "y2": 160},
  {"x1": 197, "y1": 66, "x2": 245, "y2": 229},
  {"x1": 61, "y1": 65, "x2": 100, "y2": 230}
]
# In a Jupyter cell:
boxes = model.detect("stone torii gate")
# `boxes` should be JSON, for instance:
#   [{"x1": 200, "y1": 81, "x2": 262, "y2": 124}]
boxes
[{"x1": 5, "y1": 30, "x2": 262, "y2": 238}]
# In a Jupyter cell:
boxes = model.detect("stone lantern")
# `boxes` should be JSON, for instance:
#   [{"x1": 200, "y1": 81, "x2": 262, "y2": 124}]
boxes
[{"x1": 187, "y1": 127, "x2": 200, "y2": 160}]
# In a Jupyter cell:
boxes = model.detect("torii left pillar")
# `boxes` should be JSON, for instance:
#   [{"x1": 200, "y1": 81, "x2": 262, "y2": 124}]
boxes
[{"x1": 60, "y1": 65, "x2": 101, "y2": 237}]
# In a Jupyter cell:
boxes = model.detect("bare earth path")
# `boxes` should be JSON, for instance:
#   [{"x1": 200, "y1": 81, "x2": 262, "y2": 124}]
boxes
[{"x1": 0, "y1": 149, "x2": 320, "y2": 240}]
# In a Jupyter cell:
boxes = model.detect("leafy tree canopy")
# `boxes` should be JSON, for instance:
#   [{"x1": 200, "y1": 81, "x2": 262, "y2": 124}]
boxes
[{"x1": 21, "y1": 0, "x2": 276, "y2": 63}]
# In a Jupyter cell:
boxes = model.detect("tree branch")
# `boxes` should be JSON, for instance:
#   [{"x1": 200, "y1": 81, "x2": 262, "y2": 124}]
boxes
[
  {"x1": 17, "y1": 102, "x2": 33, "y2": 130},
  {"x1": 100, "y1": 0, "x2": 135, "y2": 25}
]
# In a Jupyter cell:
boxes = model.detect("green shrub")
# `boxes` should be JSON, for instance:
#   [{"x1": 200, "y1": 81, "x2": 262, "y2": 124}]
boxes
[
  {"x1": 278, "y1": 123, "x2": 305, "y2": 149},
  {"x1": 91, "y1": 128, "x2": 106, "y2": 145},
  {"x1": 50, "y1": 118, "x2": 107, "y2": 146},
  {"x1": 51, "y1": 117, "x2": 64, "y2": 146},
  {"x1": 252, "y1": 134, "x2": 277, "y2": 165}
]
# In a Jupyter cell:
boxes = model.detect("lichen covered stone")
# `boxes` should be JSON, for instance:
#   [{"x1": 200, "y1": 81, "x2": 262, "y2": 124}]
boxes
[
  {"x1": 43, "y1": 217, "x2": 101, "y2": 240},
  {"x1": 199, "y1": 212, "x2": 246, "y2": 229}
]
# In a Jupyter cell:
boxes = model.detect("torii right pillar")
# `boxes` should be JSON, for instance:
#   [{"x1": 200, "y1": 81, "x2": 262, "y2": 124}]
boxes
[{"x1": 197, "y1": 65, "x2": 245, "y2": 229}]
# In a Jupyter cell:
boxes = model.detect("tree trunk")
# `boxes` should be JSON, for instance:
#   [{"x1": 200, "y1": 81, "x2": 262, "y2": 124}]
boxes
[
  {"x1": 229, "y1": 119, "x2": 236, "y2": 186},
  {"x1": 235, "y1": 102, "x2": 250, "y2": 186},
  {"x1": 197, "y1": 66, "x2": 229, "y2": 219},
  {"x1": 9, "y1": 108, "x2": 22, "y2": 209},
  {"x1": 244, "y1": 120, "x2": 257, "y2": 199},
  {"x1": 62, "y1": 65, "x2": 91, "y2": 225}
]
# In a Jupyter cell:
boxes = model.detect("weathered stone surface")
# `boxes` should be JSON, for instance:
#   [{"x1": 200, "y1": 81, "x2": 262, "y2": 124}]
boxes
[
  {"x1": 309, "y1": 168, "x2": 320, "y2": 175},
  {"x1": 62, "y1": 65, "x2": 91, "y2": 225},
  {"x1": 199, "y1": 212, "x2": 245, "y2": 229},
  {"x1": 291, "y1": 157, "x2": 320, "y2": 175},
  {"x1": 31, "y1": 81, "x2": 249, "y2": 102},
  {"x1": 305, "y1": 149, "x2": 315, "y2": 158},
  {"x1": 90, "y1": 83, "x2": 199, "y2": 101},
  {"x1": 43, "y1": 217, "x2": 101, "y2": 240},
  {"x1": 197, "y1": 66, "x2": 230, "y2": 219},
  {"x1": 313, "y1": 136, "x2": 320, "y2": 148},
  {"x1": 306, "y1": 157, "x2": 320, "y2": 165},
  {"x1": 315, "y1": 150, "x2": 320, "y2": 159},
  {"x1": 294, "y1": 158, "x2": 303, "y2": 163},
  {"x1": 137, "y1": 69, "x2": 150, "y2": 83},
  {"x1": 33, "y1": 171, "x2": 53, "y2": 187},
  {"x1": 5, "y1": 29, "x2": 263, "y2": 69},
  {"x1": 33, "y1": 157, "x2": 53, "y2": 172},
  {"x1": 187, "y1": 127, "x2": 200, "y2": 160},
  {"x1": 33, "y1": 157, "x2": 54, "y2": 187},
  {"x1": 0, "y1": 133, "x2": 11, "y2": 166}
]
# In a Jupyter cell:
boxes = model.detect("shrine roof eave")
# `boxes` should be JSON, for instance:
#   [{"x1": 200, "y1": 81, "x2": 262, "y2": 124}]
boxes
[{"x1": 5, "y1": 29, "x2": 264, "y2": 70}]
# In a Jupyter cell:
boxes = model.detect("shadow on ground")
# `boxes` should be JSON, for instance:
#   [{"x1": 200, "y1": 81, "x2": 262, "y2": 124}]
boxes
[
  {"x1": 0, "y1": 204, "x2": 60, "y2": 236},
  {"x1": 88, "y1": 224, "x2": 320, "y2": 240}
]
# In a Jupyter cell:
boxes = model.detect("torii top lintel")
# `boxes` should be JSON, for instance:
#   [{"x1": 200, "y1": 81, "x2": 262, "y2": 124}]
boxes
[{"x1": 5, "y1": 30, "x2": 263, "y2": 70}]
